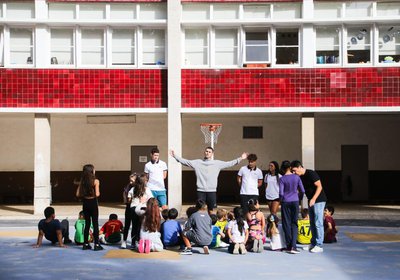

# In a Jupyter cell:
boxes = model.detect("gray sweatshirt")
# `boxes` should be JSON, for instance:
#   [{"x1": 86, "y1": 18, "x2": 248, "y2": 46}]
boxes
[{"x1": 173, "y1": 155, "x2": 242, "y2": 192}]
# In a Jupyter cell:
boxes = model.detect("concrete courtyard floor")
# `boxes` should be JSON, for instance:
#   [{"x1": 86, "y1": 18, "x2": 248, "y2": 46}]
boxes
[{"x1": 0, "y1": 203, "x2": 399, "y2": 280}]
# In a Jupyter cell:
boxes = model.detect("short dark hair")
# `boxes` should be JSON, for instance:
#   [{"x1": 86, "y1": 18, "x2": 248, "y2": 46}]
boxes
[
  {"x1": 79, "y1": 210, "x2": 84, "y2": 217},
  {"x1": 168, "y1": 208, "x2": 179, "y2": 219},
  {"x1": 301, "y1": 208, "x2": 309, "y2": 219},
  {"x1": 196, "y1": 199, "x2": 207, "y2": 210},
  {"x1": 44, "y1": 207, "x2": 55, "y2": 219},
  {"x1": 247, "y1": 199, "x2": 259, "y2": 211},
  {"x1": 205, "y1": 146, "x2": 214, "y2": 152},
  {"x1": 290, "y1": 160, "x2": 303, "y2": 169},
  {"x1": 325, "y1": 205, "x2": 335, "y2": 215},
  {"x1": 186, "y1": 206, "x2": 198, "y2": 218},
  {"x1": 210, "y1": 214, "x2": 218, "y2": 225},
  {"x1": 151, "y1": 147, "x2": 160, "y2": 154},
  {"x1": 161, "y1": 209, "x2": 169, "y2": 220},
  {"x1": 247, "y1": 153, "x2": 257, "y2": 161},
  {"x1": 109, "y1": 213, "x2": 118, "y2": 220},
  {"x1": 280, "y1": 160, "x2": 291, "y2": 173}
]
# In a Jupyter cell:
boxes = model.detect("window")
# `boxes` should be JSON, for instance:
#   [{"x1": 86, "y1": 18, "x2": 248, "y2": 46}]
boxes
[
  {"x1": 378, "y1": 25, "x2": 400, "y2": 64},
  {"x1": 7, "y1": 2, "x2": 34, "y2": 19},
  {"x1": 273, "y1": 3, "x2": 301, "y2": 19},
  {"x1": 243, "y1": 126, "x2": 263, "y2": 139},
  {"x1": 140, "y1": 3, "x2": 167, "y2": 20},
  {"x1": 81, "y1": 29, "x2": 104, "y2": 65},
  {"x1": 377, "y1": 2, "x2": 400, "y2": 16},
  {"x1": 316, "y1": 27, "x2": 340, "y2": 65},
  {"x1": 314, "y1": 2, "x2": 342, "y2": 19},
  {"x1": 276, "y1": 29, "x2": 299, "y2": 65},
  {"x1": 244, "y1": 30, "x2": 269, "y2": 63},
  {"x1": 51, "y1": 29, "x2": 74, "y2": 65},
  {"x1": 185, "y1": 29, "x2": 208, "y2": 66},
  {"x1": 182, "y1": 4, "x2": 209, "y2": 20},
  {"x1": 347, "y1": 27, "x2": 371, "y2": 64},
  {"x1": 48, "y1": 3, "x2": 75, "y2": 19},
  {"x1": 79, "y1": 4, "x2": 105, "y2": 20},
  {"x1": 112, "y1": 29, "x2": 135, "y2": 65},
  {"x1": 10, "y1": 28, "x2": 33, "y2": 65},
  {"x1": 213, "y1": 4, "x2": 238, "y2": 20},
  {"x1": 110, "y1": 4, "x2": 136, "y2": 20},
  {"x1": 215, "y1": 29, "x2": 237, "y2": 66},
  {"x1": 243, "y1": 4, "x2": 270, "y2": 19},
  {"x1": 142, "y1": 29, "x2": 165, "y2": 65},
  {"x1": 344, "y1": 1, "x2": 372, "y2": 17}
]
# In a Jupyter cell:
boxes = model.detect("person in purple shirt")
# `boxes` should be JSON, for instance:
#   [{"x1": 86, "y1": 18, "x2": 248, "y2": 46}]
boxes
[{"x1": 279, "y1": 160, "x2": 305, "y2": 254}]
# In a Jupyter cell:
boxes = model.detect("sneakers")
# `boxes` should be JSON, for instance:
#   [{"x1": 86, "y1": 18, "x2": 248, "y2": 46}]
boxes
[
  {"x1": 257, "y1": 239, "x2": 264, "y2": 253},
  {"x1": 252, "y1": 239, "x2": 258, "y2": 252},
  {"x1": 232, "y1": 243, "x2": 240, "y2": 254},
  {"x1": 82, "y1": 244, "x2": 92, "y2": 250},
  {"x1": 99, "y1": 235, "x2": 107, "y2": 245},
  {"x1": 94, "y1": 244, "x2": 104, "y2": 251},
  {"x1": 138, "y1": 239, "x2": 145, "y2": 253},
  {"x1": 180, "y1": 247, "x2": 193, "y2": 255},
  {"x1": 203, "y1": 246, "x2": 209, "y2": 255},
  {"x1": 219, "y1": 241, "x2": 229, "y2": 248},
  {"x1": 121, "y1": 240, "x2": 127, "y2": 249},
  {"x1": 239, "y1": 243, "x2": 247, "y2": 255},
  {"x1": 288, "y1": 248, "x2": 300, "y2": 254},
  {"x1": 310, "y1": 245, "x2": 324, "y2": 253}
]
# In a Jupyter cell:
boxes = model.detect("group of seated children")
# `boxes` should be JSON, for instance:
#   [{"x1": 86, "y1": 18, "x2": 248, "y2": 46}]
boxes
[{"x1": 35, "y1": 201, "x2": 338, "y2": 254}]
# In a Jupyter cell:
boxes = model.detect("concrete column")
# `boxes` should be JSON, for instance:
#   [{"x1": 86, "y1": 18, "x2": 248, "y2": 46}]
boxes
[
  {"x1": 301, "y1": 115, "x2": 315, "y2": 208},
  {"x1": 167, "y1": 0, "x2": 183, "y2": 212},
  {"x1": 34, "y1": 114, "x2": 51, "y2": 215},
  {"x1": 35, "y1": 0, "x2": 49, "y2": 68}
]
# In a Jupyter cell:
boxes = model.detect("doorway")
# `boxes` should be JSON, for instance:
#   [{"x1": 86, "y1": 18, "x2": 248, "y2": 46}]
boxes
[
  {"x1": 341, "y1": 145, "x2": 369, "y2": 201},
  {"x1": 131, "y1": 145, "x2": 157, "y2": 174}
]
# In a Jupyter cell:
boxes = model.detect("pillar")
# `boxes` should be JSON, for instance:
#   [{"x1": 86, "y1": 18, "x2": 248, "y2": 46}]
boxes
[{"x1": 301, "y1": 115, "x2": 315, "y2": 208}]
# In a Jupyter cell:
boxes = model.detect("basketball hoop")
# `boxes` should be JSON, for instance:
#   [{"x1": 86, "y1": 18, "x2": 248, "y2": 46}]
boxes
[{"x1": 200, "y1": 123, "x2": 222, "y2": 150}]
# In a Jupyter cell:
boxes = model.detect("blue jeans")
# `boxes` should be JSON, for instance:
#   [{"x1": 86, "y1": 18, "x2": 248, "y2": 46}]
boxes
[{"x1": 309, "y1": 201, "x2": 326, "y2": 247}]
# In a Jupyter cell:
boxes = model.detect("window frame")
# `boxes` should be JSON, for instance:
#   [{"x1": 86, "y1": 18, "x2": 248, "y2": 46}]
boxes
[{"x1": 50, "y1": 28, "x2": 76, "y2": 68}]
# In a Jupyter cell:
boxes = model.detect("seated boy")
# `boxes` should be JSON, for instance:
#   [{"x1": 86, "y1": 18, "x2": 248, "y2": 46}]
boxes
[
  {"x1": 210, "y1": 214, "x2": 229, "y2": 248},
  {"x1": 297, "y1": 208, "x2": 312, "y2": 245},
  {"x1": 34, "y1": 206, "x2": 71, "y2": 248},
  {"x1": 324, "y1": 206, "x2": 338, "y2": 243},
  {"x1": 74, "y1": 211, "x2": 93, "y2": 245},
  {"x1": 160, "y1": 208, "x2": 183, "y2": 248},
  {"x1": 99, "y1": 214, "x2": 124, "y2": 245},
  {"x1": 180, "y1": 200, "x2": 212, "y2": 255}
]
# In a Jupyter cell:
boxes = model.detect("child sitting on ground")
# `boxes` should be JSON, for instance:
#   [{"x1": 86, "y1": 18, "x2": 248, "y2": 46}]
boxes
[
  {"x1": 246, "y1": 199, "x2": 265, "y2": 253},
  {"x1": 297, "y1": 208, "x2": 312, "y2": 245},
  {"x1": 99, "y1": 213, "x2": 124, "y2": 245},
  {"x1": 161, "y1": 208, "x2": 183, "y2": 248},
  {"x1": 210, "y1": 214, "x2": 229, "y2": 248},
  {"x1": 161, "y1": 209, "x2": 169, "y2": 221},
  {"x1": 74, "y1": 211, "x2": 93, "y2": 245},
  {"x1": 324, "y1": 205, "x2": 338, "y2": 243},
  {"x1": 227, "y1": 207, "x2": 249, "y2": 255},
  {"x1": 266, "y1": 214, "x2": 285, "y2": 251},
  {"x1": 139, "y1": 198, "x2": 164, "y2": 253},
  {"x1": 180, "y1": 200, "x2": 212, "y2": 255}
]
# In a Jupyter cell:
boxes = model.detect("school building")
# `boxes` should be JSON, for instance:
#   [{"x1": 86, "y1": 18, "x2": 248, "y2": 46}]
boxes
[{"x1": 0, "y1": 0, "x2": 399, "y2": 214}]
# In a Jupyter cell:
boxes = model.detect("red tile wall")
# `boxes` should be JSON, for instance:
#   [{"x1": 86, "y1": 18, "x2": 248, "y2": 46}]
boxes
[
  {"x1": 0, "y1": 69, "x2": 167, "y2": 108},
  {"x1": 181, "y1": 68, "x2": 400, "y2": 108}
]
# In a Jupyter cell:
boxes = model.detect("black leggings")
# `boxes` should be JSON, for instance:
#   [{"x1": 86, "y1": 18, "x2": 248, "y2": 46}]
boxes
[
  {"x1": 123, "y1": 203, "x2": 132, "y2": 241},
  {"x1": 83, "y1": 198, "x2": 99, "y2": 244},
  {"x1": 130, "y1": 207, "x2": 142, "y2": 243}
]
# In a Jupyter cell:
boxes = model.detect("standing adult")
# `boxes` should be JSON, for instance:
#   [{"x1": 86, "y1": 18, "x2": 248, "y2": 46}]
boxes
[
  {"x1": 237, "y1": 154, "x2": 263, "y2": 212},
  {"x1": 121, "y1": 173, "x2": 137, "y2": 249},
  {"x1": 170, "y1": 147, "x2": 247, "y2": 214},
  {"x1": 145, "y1": 148, "x2": 168, "y2": 210},
  {"x1": 264, "y1": 161, "x2": 282, "y2": 215},
  {"x1": 290, "y1": 160, "x2": 327, "y2": 253},
  {"x1": 76, "y1": 164, "x2": 103, "y2": 251},
  {"x1": 279, "y1": 160, "x2": 304, "y2": 254}
]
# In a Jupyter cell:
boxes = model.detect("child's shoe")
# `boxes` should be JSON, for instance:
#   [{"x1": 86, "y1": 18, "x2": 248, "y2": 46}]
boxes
[
  {"x1": 138, "y1": 239, "x2": 145, "y2": 253},
  {"x1": 180, "y1": 247, "x2": 193, "y2": 255},
  {"x1": 203, "y1": 246, "x2": 209, "y2": 255},
  {"x1": 239, "y1": 243, "x2": 247, "y2": 255},
  {"x1": 120, "y1": 240, "x2": 127, "y2": 249},
  {"x1": 99, "y1": 234, "x2": 107, "y2": 245},
  {"x1": 82, "y1": 243, "x2": 92, "y2": 250},
  {"x1": 144, "y1": 240, "x2": 151, "y2": 254},
  {"x1": 232, "y1": 243, "x2": 240, "y2": 254},
  {"x1": 257, "y1": 239, "x2": 264, "y2": 253},
  {"x1": 252, "y1": 239, "x2": 258, "y2": 252},
  {"x1": 94, "y1": 244, "x2": 104, "y2": 251}
]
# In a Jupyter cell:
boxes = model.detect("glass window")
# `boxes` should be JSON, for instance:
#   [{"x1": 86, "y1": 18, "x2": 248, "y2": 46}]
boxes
[
  {"x1": 112, "y1": 29, "x2": 135, "y2": 65},
  {"x1": 213, "y1": 4, "x2": 238, "y2": 20},
  {"x1": 377, "y1": 2, "x2": 400, "y2": 16},
  {"x1": 244, "y1": 31, "x2": 269, "y2": 63},
  {"x1": 110, "y1": 4, "x2": 136, "y2": 20},
  {"x1": 140, "y1": 3, "x2": 167, "y2": 20},
  {"x1": 182, "y1": 4, "x2": 209, "y2": 20},
  {"x1": 314, "y1": 2, "x2": 342, "y2": 19},
  {"x1": 215, "y1": 29, "x2": 237, "y2": 66},
  {"x1": 10, "y1": 28, "x2": 33, "y2": 65},
  {"x1": 243, "y1": 4, "x2": 270, "y2": 19},
  {"x1": 51, "y1": 29, "x2": 74, "y2": 65},
  {"x1": 378, "y1": 25, "x2": 400, "y2": 64},
  {"x1": 142, "y1": 29, "x2": 165, "y2": 65},
  {"x1": 81, "y1": 29, "x2": 104, "y2": 65},
  {"x1": 276, "y1": 29, "x2": 299, "y2": 65},
  {"x1": 316, "y1": 27, "x2": 340, "y2": 65},
  {"x1": 49, "y1": 3, "x2": 76, "y2": 19},
  {"x1": 347, "y1": 26, "x2": 371, "y2": 64},
  {"x1": 345, "y1": 2, "x2": 372, "y2": 17},
  {"x1": 7, "y1": 2, "x2": 34, "y2": 19},
  {"x1": 185, "y1": 29, "x2": 208, "y2": 66},
  {"x1": 273, "y1": 3, "x2": 301, "y2": 19},
  {"x1": 79, "y1": 4, "x2": 105, "y2": 20}
]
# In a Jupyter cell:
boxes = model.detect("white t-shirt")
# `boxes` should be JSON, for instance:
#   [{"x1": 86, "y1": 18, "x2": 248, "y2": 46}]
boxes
[
  {"x1": 264, "y1": 173, "x2": 282, "y2": 200},
  {"x1": 227, "y1": 220, "x2": 249, "y2": 243},
  {"x1": 144, "y1": 160, "x2": 168, "y2": 191},
  {"x1": 128, "y1": 187, "x2": 153, "y2": 208},
  {"x1": 238, "y1": 166, "x2": 263, "y2": 195}
]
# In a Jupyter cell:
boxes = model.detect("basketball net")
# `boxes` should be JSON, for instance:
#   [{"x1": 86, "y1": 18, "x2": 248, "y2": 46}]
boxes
[{"x1": 200, "y1": 123, "x2": 222, "y2": 151}]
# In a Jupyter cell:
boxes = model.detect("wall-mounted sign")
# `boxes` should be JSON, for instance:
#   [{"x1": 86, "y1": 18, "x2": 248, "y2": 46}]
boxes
[{"x1": 139, "y1": 156, "x2": 148, "y2": 163}]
